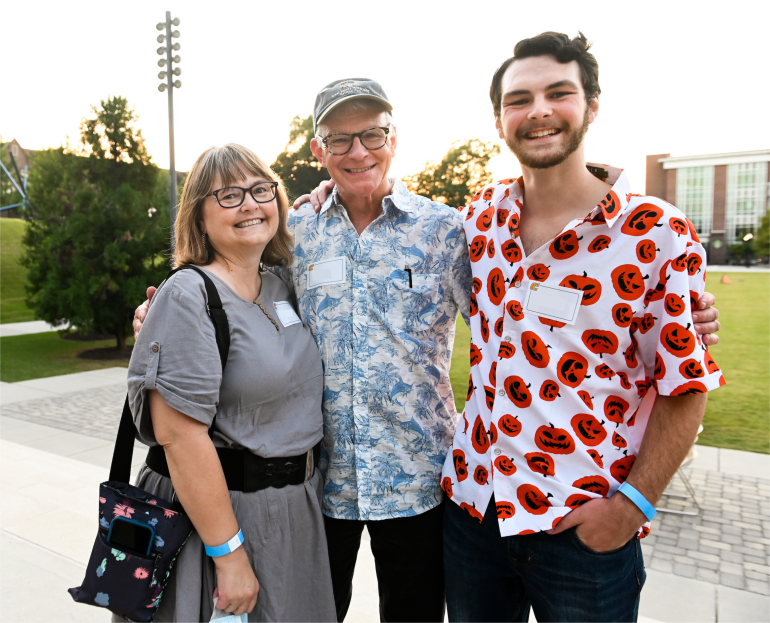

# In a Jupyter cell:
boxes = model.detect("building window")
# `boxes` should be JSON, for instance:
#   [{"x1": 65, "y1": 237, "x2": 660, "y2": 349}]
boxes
[
  {"x1": 676, "y1": 166, "x2": 714, "y2": 242},
  {"x1": 726, "y1": 162, "x2": 769, "y2": 245}
]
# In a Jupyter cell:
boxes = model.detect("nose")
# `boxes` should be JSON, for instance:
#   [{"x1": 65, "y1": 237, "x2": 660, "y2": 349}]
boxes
[
  {"x1": 240, "y1": 190, "x2": 259, "y2": 211},
  {"x1": 527, "y1": 94, "x2": 553, "y2": 120},
  {"x1": 347, "y1": 136, "x2": 369, "y2": 159}
]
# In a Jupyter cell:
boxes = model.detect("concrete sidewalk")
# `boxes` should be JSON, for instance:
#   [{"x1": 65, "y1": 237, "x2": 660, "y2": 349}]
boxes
[
  {"x1": 1, "y1": 370, "x2": 768, "y2": 621},
  {"x1": 0, "y1": 320, "x2": 68, "y2": 338}
]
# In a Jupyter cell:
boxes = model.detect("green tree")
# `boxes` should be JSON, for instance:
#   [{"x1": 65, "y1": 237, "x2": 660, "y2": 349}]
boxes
[
  {"x1": 271, "y1": 115, "x2": 328, "y2": 200},
  {"x1": 755, "y1": 209, "x2": 770, "y2": 258},
  {"x1": 22, "y1": 96, "x2": 170, "y2": 350},
  {"x1": 403, "y1": 139, "x2": 501, "y2": 208}
]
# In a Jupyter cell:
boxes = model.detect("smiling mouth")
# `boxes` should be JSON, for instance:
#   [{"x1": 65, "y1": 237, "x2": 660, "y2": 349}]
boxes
[
  {"x1": 235, "y1": 218, "x2": 264, "y2": 228},
  {"x1": 345, "y1": 165, "x2": 376, "y2": 173},
  {"x1": 525, "y1": 128, "x2": 561, "y2": 140}
]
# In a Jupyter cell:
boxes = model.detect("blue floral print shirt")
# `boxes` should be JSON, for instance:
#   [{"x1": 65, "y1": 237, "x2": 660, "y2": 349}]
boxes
[{"x1": 285, "y1": 180, "x2": 472, "y2": 520}]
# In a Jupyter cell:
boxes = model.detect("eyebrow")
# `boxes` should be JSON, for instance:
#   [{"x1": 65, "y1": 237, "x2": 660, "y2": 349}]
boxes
[{"x1": 502, "y1": 80, "x2": 580, "y2": 99}]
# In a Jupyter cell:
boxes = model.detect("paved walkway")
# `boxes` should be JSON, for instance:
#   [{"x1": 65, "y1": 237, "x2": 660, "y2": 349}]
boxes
[
  {"x1": 0, "y1": 320, "x2": 68, "y2": 338},
  {"x1": 1, "y1": 369, "x2": 768, "y2": 621}
]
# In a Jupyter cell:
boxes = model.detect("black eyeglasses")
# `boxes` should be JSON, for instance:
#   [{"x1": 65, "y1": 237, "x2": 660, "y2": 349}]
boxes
[
  {"x1": 319, "y1": 127, "x2": 390, "y2": 156},
  {"x1": 208, "y1": 181, "x2": 279, "y2": 208}
]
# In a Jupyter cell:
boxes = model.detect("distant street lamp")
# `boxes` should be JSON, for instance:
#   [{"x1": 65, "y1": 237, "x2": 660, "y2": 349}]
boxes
[
  {"x1": 156, "y1": 12, "x2": 182, "y2": 246},
  {"x1": 742, "y1": 232, "x2": 754, "y2": 267}
]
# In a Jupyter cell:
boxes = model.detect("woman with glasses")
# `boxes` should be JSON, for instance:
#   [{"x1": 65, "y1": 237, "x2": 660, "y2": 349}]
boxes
[{"x1": 125, "y1": 144, "x2": 335, "y2": 622}]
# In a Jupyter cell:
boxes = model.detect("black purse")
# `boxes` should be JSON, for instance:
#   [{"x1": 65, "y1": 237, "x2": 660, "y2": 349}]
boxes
[{"x1": 68, "y1": 265, "x2": 230, "y2": 622}]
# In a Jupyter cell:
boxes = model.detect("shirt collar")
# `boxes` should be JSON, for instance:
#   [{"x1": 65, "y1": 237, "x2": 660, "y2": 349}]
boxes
[
  {"x1": 505, "y1": 163, "x2": 632, "y2": 228},
  {"x1": 320, "y1": 179, "x2": 415, "y2": 216}
]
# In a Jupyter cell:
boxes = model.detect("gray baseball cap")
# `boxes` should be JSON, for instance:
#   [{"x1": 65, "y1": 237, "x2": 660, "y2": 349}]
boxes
[{"x1": 313, "y1": 78, "x2": 392, "y2": 132}]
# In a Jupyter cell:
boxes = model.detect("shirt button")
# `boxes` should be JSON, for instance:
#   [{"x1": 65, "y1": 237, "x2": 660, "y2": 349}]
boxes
[
  {"x1": 151, "y1": 345, "x2": 159, "y2": 353},
  {"x1": 504, "y1": 335, "x2": 512, "y2": 342},
  {"x1": 498, "y1": 389, "x2": 505, "y2": 396},
  {"x1": 494, "y1": 448, "x2": 502, "y2": 455},
  {"x1": 514, "y1": 281, "x2": 522, "y2": 288}
]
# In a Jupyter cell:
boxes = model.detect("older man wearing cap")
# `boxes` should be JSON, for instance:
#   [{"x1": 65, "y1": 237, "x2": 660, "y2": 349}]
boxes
[{"x1": 282, "y1": 78, "x2": 472, "y2": 622}]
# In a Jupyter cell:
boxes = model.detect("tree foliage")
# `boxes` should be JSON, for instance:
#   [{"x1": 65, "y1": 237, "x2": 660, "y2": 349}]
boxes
[
  {"x1": 755, "y1": 209, "x2": 770, "y2": 258},
  {"x1": 402, "y1": 139, "x2": 501, "y2": 208},
  {"x1": 270, "y1": 115, "x2": 328, "y2": 201},
  {"x1": 22, "y1": 96, "x2": 170, "y2": 349}
]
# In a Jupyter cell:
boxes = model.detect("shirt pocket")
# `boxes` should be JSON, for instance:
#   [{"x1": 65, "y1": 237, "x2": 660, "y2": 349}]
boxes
[{"x1": 387, "y1": 270, "x2": 442, "y2": 332}]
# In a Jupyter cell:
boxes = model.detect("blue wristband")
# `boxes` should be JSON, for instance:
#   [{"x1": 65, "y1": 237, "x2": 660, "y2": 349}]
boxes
[
  {"x1": 618, "y1": 482, "x2": 657, "y2": 521},
  {"x1": 204, "y1": 529, "x2": 244, "y2": 557}
]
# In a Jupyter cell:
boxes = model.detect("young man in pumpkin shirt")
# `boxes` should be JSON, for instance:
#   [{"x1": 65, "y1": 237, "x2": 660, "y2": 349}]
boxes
[{"x1": 440, "y1": 32, "x2": 725, "y2": 622}]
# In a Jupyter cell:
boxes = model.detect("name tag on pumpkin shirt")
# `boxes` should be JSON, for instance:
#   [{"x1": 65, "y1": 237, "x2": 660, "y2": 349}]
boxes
[
  {"x1": 523, "y1": 281, "x2": 583, "y2": 325},
  {"x1": 307, "y1": 257, "x2": 347, "y2": 289},
  {"x1": 273, "y1": 301, "x2": 302, "y2": 327}
]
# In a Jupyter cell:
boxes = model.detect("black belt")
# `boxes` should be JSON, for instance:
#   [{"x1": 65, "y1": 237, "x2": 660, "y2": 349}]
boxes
[{"x1": 146, "y1": 442, "x2": 321, "y2": 493}]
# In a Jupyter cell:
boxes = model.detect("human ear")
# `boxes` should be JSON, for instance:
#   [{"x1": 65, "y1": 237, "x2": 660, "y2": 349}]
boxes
[
  {"x1": 310, "y1": 138, "x2": 327, "y2": 168},
  {"x1": 389, "y1": 125, "x2": 397, "y2": 158},
  {"x1": 588, "y1": 95, "x2": 600, "y2": 125},
  {"x1": 495, "y1": 115, "x2": 504, "y2": 140}
]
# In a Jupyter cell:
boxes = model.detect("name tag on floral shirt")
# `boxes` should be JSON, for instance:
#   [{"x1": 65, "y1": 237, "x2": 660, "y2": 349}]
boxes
[
  {"x1": 307, "y1": 257, "x2": 347, "y2": 289},
  {"x1": 523, "y1": 281, "x2": 583, "y2": 325}
]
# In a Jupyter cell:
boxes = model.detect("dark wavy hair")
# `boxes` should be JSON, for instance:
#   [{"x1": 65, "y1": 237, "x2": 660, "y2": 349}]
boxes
[{"x1": 490, "y1": 32, "x2": 601, "y2": 120}]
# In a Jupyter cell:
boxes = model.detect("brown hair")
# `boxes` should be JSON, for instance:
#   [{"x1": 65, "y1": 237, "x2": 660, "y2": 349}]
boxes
[
  {"x1": 489, "y1": 31, "x2": 601, "y2": 120},
  {"x1": 173, "y1": 144, "x2": 293, "y2": 268}
]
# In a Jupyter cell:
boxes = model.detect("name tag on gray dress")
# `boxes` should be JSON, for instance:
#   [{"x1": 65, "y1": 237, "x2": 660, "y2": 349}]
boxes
[{"x1": 274, "y1": 301, "x2": 302, "y2": 327}]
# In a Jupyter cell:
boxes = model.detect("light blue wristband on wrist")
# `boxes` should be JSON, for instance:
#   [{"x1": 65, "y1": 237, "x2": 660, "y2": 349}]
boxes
[
  {"x1": 618, "y1": 482, "x2": 657, "y2": 521},
  {"x1": 204, "y1": 529, "x2": 244, "y2": 557}
]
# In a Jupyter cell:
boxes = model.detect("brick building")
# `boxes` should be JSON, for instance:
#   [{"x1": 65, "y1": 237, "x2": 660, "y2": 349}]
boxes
[{"x1": 646, "y1": 149, "x2": 770, "y2": 264}]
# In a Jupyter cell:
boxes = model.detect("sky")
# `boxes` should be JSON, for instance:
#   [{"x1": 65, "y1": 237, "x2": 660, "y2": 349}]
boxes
[{"x1": 3, "y1": 0, "x2": 769, "y2": 194}]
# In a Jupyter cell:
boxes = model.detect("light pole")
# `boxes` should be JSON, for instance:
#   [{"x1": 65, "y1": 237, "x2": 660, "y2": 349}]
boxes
[{"x1": 156, "y1": 12, "x2": 182, "y2": 246}]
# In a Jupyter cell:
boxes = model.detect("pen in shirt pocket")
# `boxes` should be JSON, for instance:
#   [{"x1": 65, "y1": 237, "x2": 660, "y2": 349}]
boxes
[{"x1": 404, "y1": 265, "x2": 413, "y2": 288}]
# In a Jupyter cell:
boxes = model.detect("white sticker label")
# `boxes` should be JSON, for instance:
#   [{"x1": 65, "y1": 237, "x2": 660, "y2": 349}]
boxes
[
  {"x1": 523, "y1": 280, "x2": 583, "y2": 325},
  {"x1": 273, "y1": 301, "x2": 302, "y2": 327},
  {"x1": 307, "y1": 256, "x2": 347, "y2": 289}
]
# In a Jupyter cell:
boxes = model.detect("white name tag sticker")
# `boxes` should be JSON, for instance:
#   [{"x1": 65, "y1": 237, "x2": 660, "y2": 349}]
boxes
[
  {"x1": 523, "y1": 280, "x2": 583, "y2": 325},
  {"x1": 273, "y1": 301, "x2": 302, "y2": 327},
  {"x1": 306, "y1": 256, "x2": 347, "y2": 289}
]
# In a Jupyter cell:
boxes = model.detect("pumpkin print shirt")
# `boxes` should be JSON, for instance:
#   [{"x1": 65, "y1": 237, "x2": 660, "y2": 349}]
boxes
[{"x1": 440, "y1": 164, "x2": 724, "y2": 537}]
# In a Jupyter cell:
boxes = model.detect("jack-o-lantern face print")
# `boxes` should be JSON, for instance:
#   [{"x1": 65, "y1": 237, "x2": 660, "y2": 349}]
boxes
[
  {"x1": 704, "y1": 350, "x2": 720, "y2": 374},
  {"x1": 498, "y1": 414, "x2": 522, "y2": 437},
  {"x1": 557, "y1": 352, "x2": 590, "y2": 388},
  {"x1": 525, "y1": 452, "x2": 556, "y2": 477},
  {"x1": 461, "y1": 502, "x2": 484, "y2": 522},
  {"x1": 679, "y1": 359, "x2": 704, "y2": 379},
  {"x1": 501, "y1": 239, "x2": 523, "y2": 264},
  {"x1": 534, "y1": 424, "x2": 576, "y2": 454},
  {"x1": 539, "y1": 380, "x2": 560, "y2": 401},
  {"x1": 487, "y1": 239, "x2": 496, "y2": 258},
  {"x1": 686, "y1": 253, "x2": 702, "y2": 276},
  {"x1": 469, "y1": 292, "x2": 478, "y2": 317},
  {"x1": 572, "y1": 475, "x2": 610, "y2": 497},
  {"x1": 474, "y1": 465, "x2": 489, "y2": 485},
  {"x1": 466, "y1": 377, "x2": 475, "y2": 401},
  {"x1": 604, "y1": 395, "x2": 630, "y2": 426},
  {"x1": 540, "y1": 317, "x2": 567, "y2": 331},
  {"x1": 465, "y1": 205, "x2": 475, "y2": 220},
  {"x1": 636, "y1": 239, "x2": 657, "y2": 263},
  {"x1": 660, "y1": 322, "x2": 696, "y2": 357},
  {"x1": 612, "y1": 431, "x2": 627, "y2": 449},
  {"x1": 610, "y1": 454, "x2": 636, "y2": 483},
  {"x1": 588, "y1": 235, "x2": 611, "y2": 253},
  {"x1": 550, "y1": 231, "x2": 582, "y2": 260},
  {"x1": 664, "y1": 293, "x2": 685, "y2": 316},
  {"x1": 508, "y1": 213, "x2": 520, "y2": 237},
  {"x1": 612, "y1": 265, "x2": 647, "y2": 300},
  {"x1": 497, "y1": 208, "x2": 510, "y2": 227},
  {"x1": 624, "y1": 343, "x2": 638, "y2": 368},
  {"x1": 472, "y1": 277, "x2": 482, "y2": 294},
  {"x1": 489, "y1": 362, "x2": 497, "y2": 387},
  {"x1": 620, "y1": 204, "x2": 664, "y2": 236},
  {"x1": 582, "y1": 329, "x2": 619, "y2": 358},
  {"x1": 671, "y1": 381, "x2": 708, "y2": 396},
  {"x1": 496, "y1": 500, "x2": 515, "y2": 519},
  {"x1": 595, "y1": 363, "x2": 616, "y2": 380},
  {"x1": 577, "y1": 390, "x2": 594, "y2": 410},
  {"x1": 565, "y1": 493, "x2": 592, "y2": 509},
  {"x1": 506, "y1": 300, "x2": 524, "y2": 321},
  {"x1": 483, "y1": 386, "x2": 495, "y2": 411},
  {"x1": 483, "y1": 188, "x2": 495, "y2": 201},
  {"x1": 477, "y1": 206, "x2": 495, "y2": 231},
  {"x1": 471, "y1": 415, "x2": 490, "y2": 454},
  {"x1": 487, "y1": 268, "x2": 506, "y2": 305},
  {"x1": 570, "y1": 413, "x2": 607, "y2": 446},
  {"x1": 469, "y1": 235, "x2": 487, "y2": 262},
  {"x1": 498, "y1": 341, "x2": 515, "y2": 359},
  {"x1": 516, "y1": 484, "x2": 553, "y2": 515},
  {"x1": 617, "y1": 371, "x2": 633, "y2": 390},
  {"x1": 598, "y1": 190, "x2": 621, "y2": 219},
  {"x1": 672, "y1": 252, "x2": 688, "y2": 273},
  {"x1": 504, "y1": 375, "x2": 532, "y2": 408},
  {"x1": 612, "y1": 303, "x2": 634, "y2": 328},
  {"x1": 559, "y1": 273, "x2": 602, "y2": 305},
  {"x1": 587, "y1": 449, "x2": 604, "y2": 468},
  {"x1": 669, "y1": 217, "x2": 687, "y2": 236},
  {"x1": 494, "y1": 317, "x2": 504, "y2": 337},
  {"x1": 527, "y1": 263, "x2": 551, "y2": 281},
  {"x1": 479, "y1": 311, "x2": 490, "y2": 343},
  {"x1": 522, "y1": 331, "x2": 551, "y2": 368},
  {"x1": 453, "y1": 449, "x2": 468, "y2": 481},
  {"x1": 654, "y1": 353, "x2": 666, "y2": 379},
  {"x1": 441, "y1": 476, "x2": 453, "y2": 498},
  {"x1": 470, "y1": 343, "x2": 483, "y2": 366},
  {"x1": 494, "y1": 455, "x2": 517, "y2": 476}
]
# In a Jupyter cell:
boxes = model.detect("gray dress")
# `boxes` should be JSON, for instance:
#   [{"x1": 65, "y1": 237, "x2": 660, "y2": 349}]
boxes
[{"x1": 125, "y1": 267, "x2": 336, "y2": 622}]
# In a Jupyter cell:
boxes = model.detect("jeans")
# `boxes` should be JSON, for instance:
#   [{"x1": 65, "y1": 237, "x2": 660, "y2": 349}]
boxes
[
  {"x1": 323, "y1": 503, "x2": 446, "y2": 622},
  {"x1": 444, "y1": 497, "x2": 646, "y2": 622}
]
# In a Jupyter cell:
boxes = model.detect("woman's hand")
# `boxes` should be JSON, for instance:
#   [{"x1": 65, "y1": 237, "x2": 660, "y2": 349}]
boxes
[
  {"x1": 291, "y1": 179, "x2": 336, "y2": 212},
  {"x1": 212, "y1": 547, "x2": 260, "y2": 615}
]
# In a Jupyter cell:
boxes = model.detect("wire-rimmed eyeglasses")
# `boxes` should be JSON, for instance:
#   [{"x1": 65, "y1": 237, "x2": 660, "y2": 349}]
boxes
[
  {"x1": 319, "y1": 127, "x2": 390, "y2": 156},
  {"x1": 208, "y1": 181, "x2": 279, "y2": 208}
]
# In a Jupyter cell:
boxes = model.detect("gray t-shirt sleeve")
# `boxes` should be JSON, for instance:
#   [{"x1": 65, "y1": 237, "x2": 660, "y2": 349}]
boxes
[{"x1": 127, "y1": 270, "x2": 222, "y2": 444}]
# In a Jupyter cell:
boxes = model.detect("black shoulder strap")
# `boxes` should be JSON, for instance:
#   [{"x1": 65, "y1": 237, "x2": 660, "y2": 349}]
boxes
[{"x1": 109, "y1": 265, "x2": 230, "y2": 483}]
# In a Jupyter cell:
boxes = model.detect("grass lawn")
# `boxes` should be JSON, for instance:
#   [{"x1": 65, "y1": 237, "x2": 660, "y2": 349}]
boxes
[
  {"x1": 1, "y1": 218, "x2": 35, "y2": 324},
  {"x1": 0, "y1": 331, "x2": 133, "y2": 383},
  {"x1": 450, "y1": 272, "x2": 770, "y2": 454}
]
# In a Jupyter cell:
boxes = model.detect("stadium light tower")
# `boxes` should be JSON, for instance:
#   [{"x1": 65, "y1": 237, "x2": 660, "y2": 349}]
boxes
[{"x1": 156, "y1": 12, "x2": 182, "y2": 243}]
